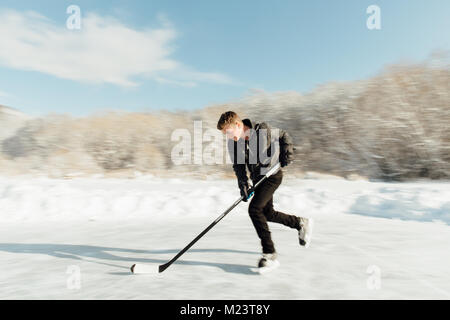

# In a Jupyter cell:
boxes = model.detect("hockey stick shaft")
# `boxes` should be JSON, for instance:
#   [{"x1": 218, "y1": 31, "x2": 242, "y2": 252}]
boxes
[{"x1": 158, "y1": 162, "x2": 281, "y2": 273}]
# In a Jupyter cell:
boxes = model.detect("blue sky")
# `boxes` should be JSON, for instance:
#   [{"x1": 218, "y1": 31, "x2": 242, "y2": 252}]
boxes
[{"x1": 0, "y1": 0, "x2": 448, "y2": 117}]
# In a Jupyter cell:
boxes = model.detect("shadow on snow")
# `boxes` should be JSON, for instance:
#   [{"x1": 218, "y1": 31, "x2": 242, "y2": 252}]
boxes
[{"x1": 0, "y1": 243, "x2": 260, "y2": 275}]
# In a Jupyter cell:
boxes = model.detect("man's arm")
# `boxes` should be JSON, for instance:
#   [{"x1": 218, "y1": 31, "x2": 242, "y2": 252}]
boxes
[
  {"x1": 279, "y1": 129, "x2": 294, "y2": 167},
  {"x1": 227, "y1": 139, "x2": 250, "y2": 200},
  {"x1": 228, "y1": 139, "x2": 248, "y2": 182}
]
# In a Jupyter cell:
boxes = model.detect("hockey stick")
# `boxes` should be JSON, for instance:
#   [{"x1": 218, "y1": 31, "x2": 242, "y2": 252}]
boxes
[{"x1": 131, "y1": 162, "x2": 281, "y2": 274}]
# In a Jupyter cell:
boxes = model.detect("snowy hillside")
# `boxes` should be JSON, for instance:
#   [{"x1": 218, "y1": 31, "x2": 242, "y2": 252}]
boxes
[
  {"x1": 0, "y1": 175, "x2": 449, "y2": 299},
  {"x1": 0, "y1": 105, "x2": 30, "y2": 141}
]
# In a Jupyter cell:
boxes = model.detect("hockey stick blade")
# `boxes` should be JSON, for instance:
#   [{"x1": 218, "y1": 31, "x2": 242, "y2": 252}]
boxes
[{"x1": 130, "y1": 263, "x2": 160, "y2": 274}]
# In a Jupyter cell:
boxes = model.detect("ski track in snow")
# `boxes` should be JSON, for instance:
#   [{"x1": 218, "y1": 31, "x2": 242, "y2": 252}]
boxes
[{"x1": 0, "y1": 175, "x2": 449, "y2": 299}]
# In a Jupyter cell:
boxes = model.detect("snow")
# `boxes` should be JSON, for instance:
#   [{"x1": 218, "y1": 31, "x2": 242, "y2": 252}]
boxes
[{"x1": 0, "y1": 175, "x2": 449, "y2": 299}]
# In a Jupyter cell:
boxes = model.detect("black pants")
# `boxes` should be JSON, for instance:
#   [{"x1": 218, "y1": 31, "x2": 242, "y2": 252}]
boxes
[{"x1": 249, "y1": 169, "x2": 300, "y2": 254}]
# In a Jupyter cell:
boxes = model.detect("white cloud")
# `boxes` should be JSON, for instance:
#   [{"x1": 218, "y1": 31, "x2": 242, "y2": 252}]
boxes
[
  {"x1": 0, "y1": 90, "x2": 10, "y2": 98},
  {"x1": 0, "y1": 9, "x2": 234, "y2": 87}
]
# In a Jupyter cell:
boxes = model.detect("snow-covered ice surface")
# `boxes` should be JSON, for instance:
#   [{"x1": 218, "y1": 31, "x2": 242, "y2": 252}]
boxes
[{"x1": 0, "y1": 174, "x2": 449, "y2": 299}]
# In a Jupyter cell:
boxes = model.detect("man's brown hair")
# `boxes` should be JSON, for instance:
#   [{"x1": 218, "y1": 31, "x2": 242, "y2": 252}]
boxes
[{"x1": 217, "y1": 111, "x2": 242, "y2": 130}]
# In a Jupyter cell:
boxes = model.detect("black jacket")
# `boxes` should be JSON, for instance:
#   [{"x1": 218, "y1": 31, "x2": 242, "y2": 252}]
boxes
[{"x1": 227, "y1": 119, "x2": 294, "y2": 188}]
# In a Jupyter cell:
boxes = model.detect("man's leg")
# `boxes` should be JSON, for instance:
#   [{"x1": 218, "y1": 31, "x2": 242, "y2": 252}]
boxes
[
  {"x1": 263, "y1": 197, "x2": 300, "y2": 230},
  {"x1": 248, "y1": 171, "x2": 284, "y2": 254}
]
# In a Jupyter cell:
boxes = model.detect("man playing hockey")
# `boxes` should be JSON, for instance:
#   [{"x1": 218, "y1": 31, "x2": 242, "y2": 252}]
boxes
[{"x1": 217, "y1": 111, "x2": 313, "y2": 271}]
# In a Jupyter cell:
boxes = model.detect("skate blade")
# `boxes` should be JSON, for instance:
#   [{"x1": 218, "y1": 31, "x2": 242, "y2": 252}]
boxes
[
  {"x1": 251, "y1": 260, "x2": 280, "y2": 275},
  {"x1": 300, "y1": 218, "x2": 314, "y2": 248},
  {"x1": 304, "y1": 218, "x2": 314, "y2": 248}
]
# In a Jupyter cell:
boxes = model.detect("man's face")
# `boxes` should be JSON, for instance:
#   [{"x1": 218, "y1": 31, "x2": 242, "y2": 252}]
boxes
[{"x1": 222, "y1": 122, "x2": 243, "y2": 141}]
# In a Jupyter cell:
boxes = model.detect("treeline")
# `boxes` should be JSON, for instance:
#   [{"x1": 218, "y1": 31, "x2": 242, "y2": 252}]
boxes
[{"x1": 0, "y1": 60, "x2": 449, "y2": 180}]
